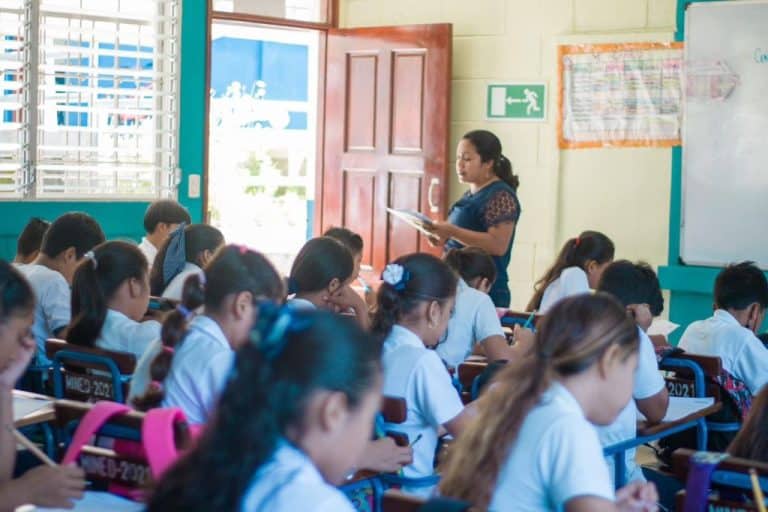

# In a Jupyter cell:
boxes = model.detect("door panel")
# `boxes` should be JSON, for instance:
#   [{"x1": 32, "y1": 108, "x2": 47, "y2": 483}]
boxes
[{"x1": 320, "y1": 24, "x2": 452, "y2": 277}]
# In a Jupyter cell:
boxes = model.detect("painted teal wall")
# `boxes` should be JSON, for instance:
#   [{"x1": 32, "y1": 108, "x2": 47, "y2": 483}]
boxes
[
  {"x1": 661, "y1": 0, "x2": 768, "y2": 342},
  {"x1": 0, "y1": 0, "x2": 208, "y2": 261}
]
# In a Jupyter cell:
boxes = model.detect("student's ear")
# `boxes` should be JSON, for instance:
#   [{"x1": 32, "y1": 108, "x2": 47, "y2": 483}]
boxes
[
  {"x1": 318, "y1": 391, "x2": 349, "y2": 433},
  {"x1": 62, "y1": 246, "x2": 77, "y2": 263},
  {"x1": 128, "y1": 277, "x2": 143, "y2": 299},
  {"x1": 233, "y1": 291, "x2": 253, "y2": 319},
  {"x1": 426, "y1": 300, "x2": 441, "y2": 329},
  {"x1": 327, "y1": 277, "x2": 341, "y2": 295},
  {"x1": 746, "y1": 302, "x2": 764, "y2": 332},
  {"x1": 199, "y1": 249, "x2": 214, "y2": 267},
  {"x1": 596, "y1": 344, "x2": 623, "y2": 380},
  {"x1": 584, "y1": 259, "x2": 598, "y2": 274}
]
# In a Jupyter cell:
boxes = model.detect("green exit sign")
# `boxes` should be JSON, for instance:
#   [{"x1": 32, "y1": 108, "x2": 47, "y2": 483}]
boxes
[{"x1": 486, "y1": 83, "x2": 547, "y2": 121}]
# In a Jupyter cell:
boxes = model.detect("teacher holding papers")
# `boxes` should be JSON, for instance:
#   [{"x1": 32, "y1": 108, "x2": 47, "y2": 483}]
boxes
[{"x1": 426, "y1": 130, "x2": 521, "y2": 307}]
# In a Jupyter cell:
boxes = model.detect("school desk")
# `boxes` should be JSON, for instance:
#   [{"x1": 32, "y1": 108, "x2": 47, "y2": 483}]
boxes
[
  {"x1": 13, "y1": 389, "x2": 56, "y2": 458},
  {"x1": 603, "y1": 400, "x2": 722, "y2": 487}
]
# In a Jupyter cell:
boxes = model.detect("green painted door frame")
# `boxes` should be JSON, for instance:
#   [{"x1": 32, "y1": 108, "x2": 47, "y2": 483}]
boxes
[
  {"x1": 660, "y1": 0, "x2": 768, "y2": 342},
  {"x1": 0, "y1": 0, "x2": 208, "y2": 260}
]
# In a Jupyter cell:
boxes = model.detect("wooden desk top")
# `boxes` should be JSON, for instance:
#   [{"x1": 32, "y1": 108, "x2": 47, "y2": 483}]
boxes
[
  {"x1": 13, "y1": 390, "x2": 55, "y2": 428},
  {"x1": 637, "y1": 401, "x2": 722, "y2": 437}
]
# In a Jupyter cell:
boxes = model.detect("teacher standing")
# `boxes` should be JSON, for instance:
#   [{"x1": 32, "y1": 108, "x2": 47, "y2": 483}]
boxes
[{"x1": 427, "y1": 130, "x2": 521, "y2": 308}]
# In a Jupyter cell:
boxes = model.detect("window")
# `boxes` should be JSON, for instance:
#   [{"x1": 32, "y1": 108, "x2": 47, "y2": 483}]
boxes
[
  {"x1": 0, "y1": 0, "x2": 180, "y2": 199},
  {"x1": 212, "y1": 0, "x2": 330, "y2": 24}
]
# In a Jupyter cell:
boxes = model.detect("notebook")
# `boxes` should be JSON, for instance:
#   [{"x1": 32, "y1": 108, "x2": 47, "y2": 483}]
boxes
[
  {"x1": 31, "y1": 491, "x2": 144, "y2": 511},
  {"x1": 638, "y1": 396, "x2": 715, "y2": 423},
  {"x1": 12, "y1": 392, "x2": 52, "y2": 422}
]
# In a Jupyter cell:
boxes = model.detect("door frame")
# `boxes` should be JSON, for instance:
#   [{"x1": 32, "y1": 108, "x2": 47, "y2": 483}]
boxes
[{"x1": 204, "y1": 0, "x2": 338, "y2": 228}]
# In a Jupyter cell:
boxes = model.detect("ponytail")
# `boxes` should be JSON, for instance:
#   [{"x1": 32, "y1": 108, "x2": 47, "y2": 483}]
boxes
[
  {"x1": 439, "y1": 293, "x2": 638, "y2": 508},
  {"x1": 147, "y1": 308, "x2": 381, "y2": 511},
  {"x1": 527, "y1": 230, "x2": 615, "y2": 311},
  {"x1": 462, "y1": 130, "x2": 520, "y2": 192},
  {"x1": 132, "y1": 275, "x2": 205, "y2": 411},
  {"x1": 371, "y1": 253, "x2": 457, "y2": 341},
  {"x1": 67, "y1": 242, "x2": 147, "y2": 348}
]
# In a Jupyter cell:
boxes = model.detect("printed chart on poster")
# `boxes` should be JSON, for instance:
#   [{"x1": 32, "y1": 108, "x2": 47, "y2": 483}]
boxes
[{"x1": 558, "y1": 42, "x2": 684, "y2": 149}]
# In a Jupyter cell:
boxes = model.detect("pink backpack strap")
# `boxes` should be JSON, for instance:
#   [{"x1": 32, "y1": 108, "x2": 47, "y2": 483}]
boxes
[
  {"x1": 62, "y1": 401, "x2": 131, "y2": 465},
  {"x1": 141, "y1": 407, "x2": 189, "y2": 478}
]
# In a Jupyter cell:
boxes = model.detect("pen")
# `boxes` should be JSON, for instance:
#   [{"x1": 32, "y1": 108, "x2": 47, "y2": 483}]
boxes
[
  {"x1": 523, "y1": 310, "x2": 536, "y2": 330},
  {"x1": 409, "y1": 434, "x2": 423, "y2": 447}
]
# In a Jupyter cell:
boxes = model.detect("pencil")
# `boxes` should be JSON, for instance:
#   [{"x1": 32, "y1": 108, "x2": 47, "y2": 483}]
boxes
[
  {"x1": 409, "y1": 433, "x2": 423, "y2": 447},
  {"x1": 523, "y1": 310, "x2": 537, "y2": 329},
  {"x1": 6, "y1": 425, "x2": 56, "y2": 467},
  {"x1": 750, "y1": 469, "x2": 767, "y2": 512}
]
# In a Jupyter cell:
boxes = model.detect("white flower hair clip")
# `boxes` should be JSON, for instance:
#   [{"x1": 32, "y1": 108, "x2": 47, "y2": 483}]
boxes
[{"x1": 381, "y1": 264, "x2": 410, "y2": 291}]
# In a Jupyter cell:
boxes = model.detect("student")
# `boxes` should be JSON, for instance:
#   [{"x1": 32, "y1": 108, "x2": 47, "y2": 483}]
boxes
[
  {"x1": 0, "y1": 261, "x2": 86, "y2": 509},
  {"x1": 679, "y1": 261, "x2": 768, "y2": 395},
  {"x1": 373, "y1": 253, "x2": 473, "y2": 489},
  {"x1": 323, "y1": 227, "x2": 376, "y2": 308},
  {"x1": 13, "y1": 218, "x2": 50, "y2": 265},
  {"x1": 288, "y1": 237, "x2": 369, "y2": 328},
  {"x1": 16, "y1": 212, "x2": 105, "y2": 365},
  {"x1": 139, "y1": 200, "x2": 191, "y2": 270},
  {"x1": 131, "y1": 245, "x2": 285, "y2": 425},
  {"x1": 527, "y1": 230, "x2": 614, "y2": 314},
  {"x1": 439, "y1": 294, "x2": 658, "y2": 512},
  {"x1": 65, "y1": 241, "x2": 160, "y2": 359},
  {"x1": 728, "y1": 385, "x2": 768, "y2": 462},
  {"x1": 149, "y1": 224, "x2": 224, "y2": 301},
  {"x1": 146, "y1": 308, "x2": 382, "y2": 512},
  {"x1": 595, "y1": 260, "x2": 669, "y2": 484},
  {"x1": 437, "y1": 247, "x2": 528, "y2": 368}
]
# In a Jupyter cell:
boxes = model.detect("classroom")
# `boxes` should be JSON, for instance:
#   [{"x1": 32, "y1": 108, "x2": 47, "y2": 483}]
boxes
[{"x1": 1, "y1": 0, "x2": 767, "y2": 511}]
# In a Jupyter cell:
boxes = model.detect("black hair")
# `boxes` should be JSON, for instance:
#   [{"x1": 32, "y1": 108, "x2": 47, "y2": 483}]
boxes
[
  {"x1": 462, "y1": 130, "x2": 519, "y2": 191},
  {"x1": 527, "y1": 230, "x2": 615, "y2": 311},
  {"x1": 0, "y1": 260, "x2": 35, "y2": 322},
  {"x1": 66, "y1": 241, "x2": 148, "y2": 348},
  {"x1": 143, "y1": 200, "x2": 191, "y2": 234},
  {"x1": 289, "y1": 237, "x2": 354, "y2": 295},
  {"x1": 41, "y1": 212, "x2": 105, "y2": 259},
  {"x1": 146, "y1": 308, "x2": 382, "y2": 511},
  {"x1": 714, "y1": 261, "x2": 768, "y2": 311},
  {"x1": 323, "y1": 226, "x2": 364, "y2": 256},
  {"x1": 149, "y1": 224, "x2": 225, "y2": 296},
  {"x1": 133, "y1": 245, "x2": 285, "y2": 411},
  {"x1": 372, "y1": 253, "x2": 458, "y2": 340},
  {"x1": 444, "y1": 247, "x2": 497, "y2": 286},
  {"x1": 597, "y1": 260, "x2": 664, "y2": 317},
  {"x1": 16, "y1": 218, "x2": 51, "y2": 259}
]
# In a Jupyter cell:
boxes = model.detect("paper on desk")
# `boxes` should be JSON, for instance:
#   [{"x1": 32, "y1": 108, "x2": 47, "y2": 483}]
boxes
[
  {"x1": 30, "y1": 491, "x2": 144, "y2": 511},
  {"x1": 638, "y1": 396, "x2": 714, "y2": 423},
  {"x1": 13, "y1": 394, "x2": 51, "y2": 421},
  {"x1": 647, "y1": 318, "x2": 680, "y2": 337}
]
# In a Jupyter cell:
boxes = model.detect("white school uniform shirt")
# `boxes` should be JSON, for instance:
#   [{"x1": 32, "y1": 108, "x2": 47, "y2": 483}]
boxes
[
  {"x1": 161, "y1": 262, "x2": 203, "y2": 301},
  {"x1": 137, "y1": 237, "x2": 158, "y2": 270},
  {"x1": 436, "y1": 279, "x2": 505, "y2": 369},
  {"x1": 15, "y1": 263, "x2": 71, "y2": 366},
  {"x1": 95, "y1": 309, "x2": 161, "y2": 360},
  {"x1": 240, "y1": 441, "x2": 354, "y2": 512},
  {"x1": 539, "y1": 266, "x2": 590, "y2": 314},
  {"x1": 490, "y1": 382, "x2": 615, "y2": 511},
  {"x1": 679, "y1": 309, "x2": 768, "y2": 394},
  {"x1": 381, "y1": 325, "x2": 464, "y2": 480},
  {"x1": 597, "y1": 327, "x2": 665, "y2": 484}
]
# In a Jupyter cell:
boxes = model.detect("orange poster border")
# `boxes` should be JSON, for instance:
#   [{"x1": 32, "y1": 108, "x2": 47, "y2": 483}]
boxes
[{"x1": 557, "y1": 42, "x2": 685, "y2": 149}]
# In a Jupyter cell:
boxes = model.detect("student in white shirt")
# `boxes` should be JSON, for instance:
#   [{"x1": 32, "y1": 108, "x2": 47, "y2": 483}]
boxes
[
  {"x1": 138, "y1": 200, "x2": 191, "y2": 270},
  {"x1": 372, "y1": 253, "x2": 474, "y2": 486},
  {"x1": 149, "y1": 223, "x2": 224, "y2": 301},
  {"x1": 146, "y1": 308, "x2": 382, "y2": 512},
  {"x1": 439, "y1": 247, "x2": 530, "y2": 368},
  {"x1": 131, "y1": 245, "x2": 285, "y2": 424},
  {"x1": 679, "y1": 261, "x2": 768, "y2": 395},
  {"x1": 65, "y1": 241, "x2": 160, "y2": 360},
  {"x1": 323, "y1": 227, "x2": 376, "y2": 308},
  {"x1": 287, "y1": 237, "x2": 369, "y2": 328},
  {"x1": 528, "y1": 230, "x2": 614, "y2": 314},
  {"x1": 13, "y1": 217, "x2": 50, "y2": 265},
  {"x1": 0, "y1": 260, "x2": 86, "y2": 510},
  {"x1": 16, "y1": 212, "x2": 105, "y2": 365},
  {"x1": 596, "y1": 260, "x2": 669, "y2": 484},
  {"x1": 440, "y1": 293, "x2": 658, "y2": 512}
]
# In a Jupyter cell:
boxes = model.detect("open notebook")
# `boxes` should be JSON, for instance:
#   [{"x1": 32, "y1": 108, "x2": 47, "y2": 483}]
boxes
[
  {"x1": 638, "y1": 396, "x2": 715, "y2": 423},
  {"x1": 13, "y1": 392, "x2": 52, "y2": 422}
]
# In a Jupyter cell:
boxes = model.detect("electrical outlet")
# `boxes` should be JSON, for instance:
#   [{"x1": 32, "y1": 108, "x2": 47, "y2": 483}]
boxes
[{"x1": 188, "y1": 174, "x2": 201, "y2": 198}]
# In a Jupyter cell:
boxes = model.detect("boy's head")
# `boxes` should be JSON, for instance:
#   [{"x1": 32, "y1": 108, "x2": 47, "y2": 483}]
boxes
[
  {"x1": 41, "y1": 212, "x2": 105, "y2": 284},
  {"x1": 323, "y1": 227, "x2": 364, "y2": 279},
  {"x1": 714, "y1": 261, "x2": 768, "y2": 332},
  {"x1": 143, "y1": 200, "x2": 191, "y2": 245},
  {"x1": 15, "y1": 217, "x2": 51, "y2": 264},
  {"x1": 597, "y1": 260, "x2": 664, "y2": 325}
]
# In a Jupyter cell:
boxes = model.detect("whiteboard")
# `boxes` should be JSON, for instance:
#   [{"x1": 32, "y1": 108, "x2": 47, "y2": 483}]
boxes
[{"x1": 681, "y1": 0, "x2": 768, "y2": 269}]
